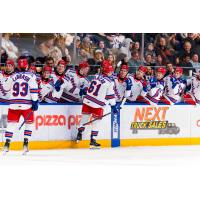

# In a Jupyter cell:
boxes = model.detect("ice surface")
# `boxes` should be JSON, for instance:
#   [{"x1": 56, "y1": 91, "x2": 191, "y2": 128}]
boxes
[{"x1": 1, "y1": 145, "x2": 200, "y2": 166}]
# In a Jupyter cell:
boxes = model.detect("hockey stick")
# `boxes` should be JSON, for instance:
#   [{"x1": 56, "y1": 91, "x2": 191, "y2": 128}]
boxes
[
  {"x1": 82, "y1": 97, "x2": 127, "y2": 126},
  {"x1": 19, "y1": 110, "x2": 33, "y2": 130}
]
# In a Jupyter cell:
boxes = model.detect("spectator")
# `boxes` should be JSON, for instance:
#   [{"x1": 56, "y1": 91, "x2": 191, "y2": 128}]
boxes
[
  {"x1": 144, "y1": 54, "x2": 156, "y2": 66},
  {"x1": 80, "y1": 36, "x2": 93, "y2": 57},
  {"x1": 179, "y1": 54, "x2": 193, "y2": 75},
  {"x1": 178, "y1": 41, "x2": 194, "y2": 61},
  {"x1": 77, "y1": 49, "x2": 89, "y2": 63},
  {"x1": 128, "y1": 51, "x2": 144, "y2": 73},
  {"x1": 165, "y1": 62, "x2": 174, "y2": 77},
  {"x1": 145, "y1": 66, "x2": 154, "y2": 81},
  {"x1": 87, "y1": 49, "x2": 104, "y2": 74},
  {"x1": 145, "y1": 43, "x2": 156, "y2": 61},
  {"x1": 155, "y1": 37, "x2": 174, "y2": 65},
  {"x1": 88, "y1": 49, "x2": 104, "y2": 65},
  {"x1": 2, "y1": 33, "x2": 18, "y2": 60},
  {"x1": 107, "y1": 53, "x2": 116, "y2": 68},
  {"x1": 155, "y1": 55, "x2": 163, "y2": 66},
  {"x1": 0, "y1": 48, "x2": 8, "y2": 64},
  {"x1": 100, "y1": 33, "x2": 125, "y2": 50},
  {"x1": 133, "y1": 41, "x2": 140, "y2": 53},
  {"x1": 45, "y1": 56, "x2": 55, "y2": 68},
  {"x1": 119, "y1": 38, "x2": 133, "y2": 60},
  {"x1": 190, "y1": 53, "x2": 200, "y2": 73},
  {"x1": 97, "y1": 40, "x2": 109, "y2": 57},
  {"x1": 62, "y1": 55, "x2": 71, "y2": 66}
]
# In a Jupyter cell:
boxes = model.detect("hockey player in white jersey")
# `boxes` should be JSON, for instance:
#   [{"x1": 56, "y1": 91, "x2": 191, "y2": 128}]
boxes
[
  {"x1": 38, "y1": 66, "x2": 60, "y2": 103},
  {"x1": 126, "y1": 66, "x2": 148, "y2": 103},
  {"x1": 0, "y1": 59, "x2": 15, "y2": 103},
  {"x1": 76, "y1": 61, "x2": 118, "y2": 148},
  {"x1": 141, "y1": 67, "x2": 166, "y2": 105},
  {"x1": 59, "y1": 61, "x2": 90, "y2": 102},
  {"x1": 113, "y1": 64, "x2": 132, "y2": 102},
  {"x1": 51, "y1": 59, "x2": 66, "y2": 92},
  {"x1": 162, "y1": 67, "x2": 186, "y2": 105},
  {"x1": 2, "y1": 59, "x2": 39, "y2": 155},
  {"x1": 183, "y1": 71, "x2": 200, "y2": 105}
]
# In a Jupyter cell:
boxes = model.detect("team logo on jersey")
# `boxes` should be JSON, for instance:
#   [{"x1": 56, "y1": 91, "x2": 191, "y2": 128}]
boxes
[{"x1": 130, "y1": 106, "x2": 180, "y2": 135}]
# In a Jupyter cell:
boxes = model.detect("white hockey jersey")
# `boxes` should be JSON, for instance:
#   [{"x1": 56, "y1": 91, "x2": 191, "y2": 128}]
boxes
[
  {"x1": 0, "y1": 71, "x2": 11, "y2": 103},
  {"x1": 38, "y1": 78, "x2": 59, "y2": 103},
  {"x1": 141, "y1": 76, "x2": 165, "y2": 105},
  {"x1": 127, "y1": 75, "x2": 146, "y2": 102},
  {"x1": 163, "y1": 75, "x2": 186, "y2": 104},
  {"x1": 113, "y1": 74, "x2": 131, "y2": 102},
  {"x1": 60, "y1": 69, "x2": 90, "y2": 102},
  {"x1": 7, "y1": 71, "x2": 38, "y2": 110},
  {"x1": 83, "y1": 74, "x2": 116, "y2": 108},
  {"x1": 186, "y1": 76, "x2": 200, "y2": 104}
]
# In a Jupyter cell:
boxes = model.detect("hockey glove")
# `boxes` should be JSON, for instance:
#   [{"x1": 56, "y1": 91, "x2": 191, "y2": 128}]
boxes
[
  {"x1": 54, "y1": 80, "x2": 63, "y2": 92},
  {"x1": 31, "y1": 100, "x2": 39, "y2": 111},
  {"x1": 79, "y1": 87, "x2": 87, "y2": 97},
  {"x1": 125, "y1": 78, "x2": 132, "y2": 90},
  {"x1": 111, "y1": 105, "x2": 119, "y2": 114}
]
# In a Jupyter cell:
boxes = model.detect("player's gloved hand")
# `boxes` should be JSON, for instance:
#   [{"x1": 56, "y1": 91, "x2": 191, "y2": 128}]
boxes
[
  {"x1": 111, "y1": 105, "x2": 119, "y2": 114},
  {"x1": 54, "y1": 80, "x2": 63, "y2": 92},
  {"x1": 31, "y1": 100, "x2": 38, "y2": 111},
  {"x1": 142, "y1": 81, "x2": 148, "y2": 92},
  {"x1": 79, "y1": 87, "x2": 87, "y2": 97},
  {"x1": 125, "y1": 78, "x2": 132, "y2": 90},
  {"x1": 170, "y1": 77, "x2": 178, "y2": 89}
]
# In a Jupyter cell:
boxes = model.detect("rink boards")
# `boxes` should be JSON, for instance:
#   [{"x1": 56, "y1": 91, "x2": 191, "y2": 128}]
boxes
[{"x1": 1, "y1": 103, "x2": 200, "y2": 149}]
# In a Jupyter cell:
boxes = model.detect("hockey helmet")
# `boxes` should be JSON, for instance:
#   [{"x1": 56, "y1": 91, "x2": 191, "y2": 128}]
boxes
[
  {"x1": 78, "y1": 61, "x2": 89, "y2": 69},
  {"x1": 6, "y1": 59, "x2": 15, "y2": 67},
  {"x1": 138, "y1": 65, "x2": 147, "y2": 73},
  {"x1": 157, "y1": 67, "x2": 166, "y2": 75},
  {"x1": 18, "y1": 59, "x2": 28, "y2": 70},
  {"x1": 175, "y1": 67, "x2": 183, "y2": 74},
  {"x1": 120, "y1": 64, "x2": 129, "y2": 71},
  {"x1": 43, "y1": 65, "x2": 52, "y2": 73}
]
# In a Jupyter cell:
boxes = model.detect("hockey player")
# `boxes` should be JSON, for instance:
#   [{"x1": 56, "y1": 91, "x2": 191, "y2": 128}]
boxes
[
  {"x1": 183, "y1": 71, "x2": 200, "y2": 105},
  {"x1": 0, "y1": 59, "x2": 15, "y2": 103},
  {"x1": 38, "y1": 66, "x2": 59, "y2": 103},
  {"x1": 2, "y1": 58, "x2": 39, "y2": 155},
  {"x1": 126, "y1": 66, "x2": 147, "y2": 103},
  {"x1": 141, "y1": 67, "x2": 166, "y2": 105},
  {"x1": 162, "y1": 67, "x2": 186, "y2": 105},
  {"x1": 113, "y1": 64, "x2": 132, "y2": 102},
  {"x1": 59, "y1": 61, "x2": 90, "y2": 102},
  {"x1": 76, "y1": 62, "x2": 118, "y2": 148}
]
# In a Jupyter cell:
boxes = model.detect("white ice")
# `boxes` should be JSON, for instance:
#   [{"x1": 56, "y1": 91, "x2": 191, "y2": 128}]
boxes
[
  {"x1": 1, "y1": 146, "x2": 200, "y2": 200},
  {"x1": 1, "y1": 145, "x2": 200, "y2": 166}
]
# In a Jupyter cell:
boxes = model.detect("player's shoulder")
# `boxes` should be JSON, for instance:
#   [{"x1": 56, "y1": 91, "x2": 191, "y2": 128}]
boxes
[{"x1": 66, "y1": 68, "x2": 76, "y2": 76}]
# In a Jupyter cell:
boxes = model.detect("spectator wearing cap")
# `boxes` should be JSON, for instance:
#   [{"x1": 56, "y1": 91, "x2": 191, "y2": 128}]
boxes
[
  {"x1": 87, "y1": 49, "x2": 104, "y2": 74},
  {"x1": 179, "y1": 54, "x2": 193, "y2": 75},
  {"x1": 128, "y1": 51, "x2": 144, "y2": 73}
]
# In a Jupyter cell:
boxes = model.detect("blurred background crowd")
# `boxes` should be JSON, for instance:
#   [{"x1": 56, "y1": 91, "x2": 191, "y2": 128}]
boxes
[{"x1": 0, "y1": 33, "x2": 200, "y2": 77}]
